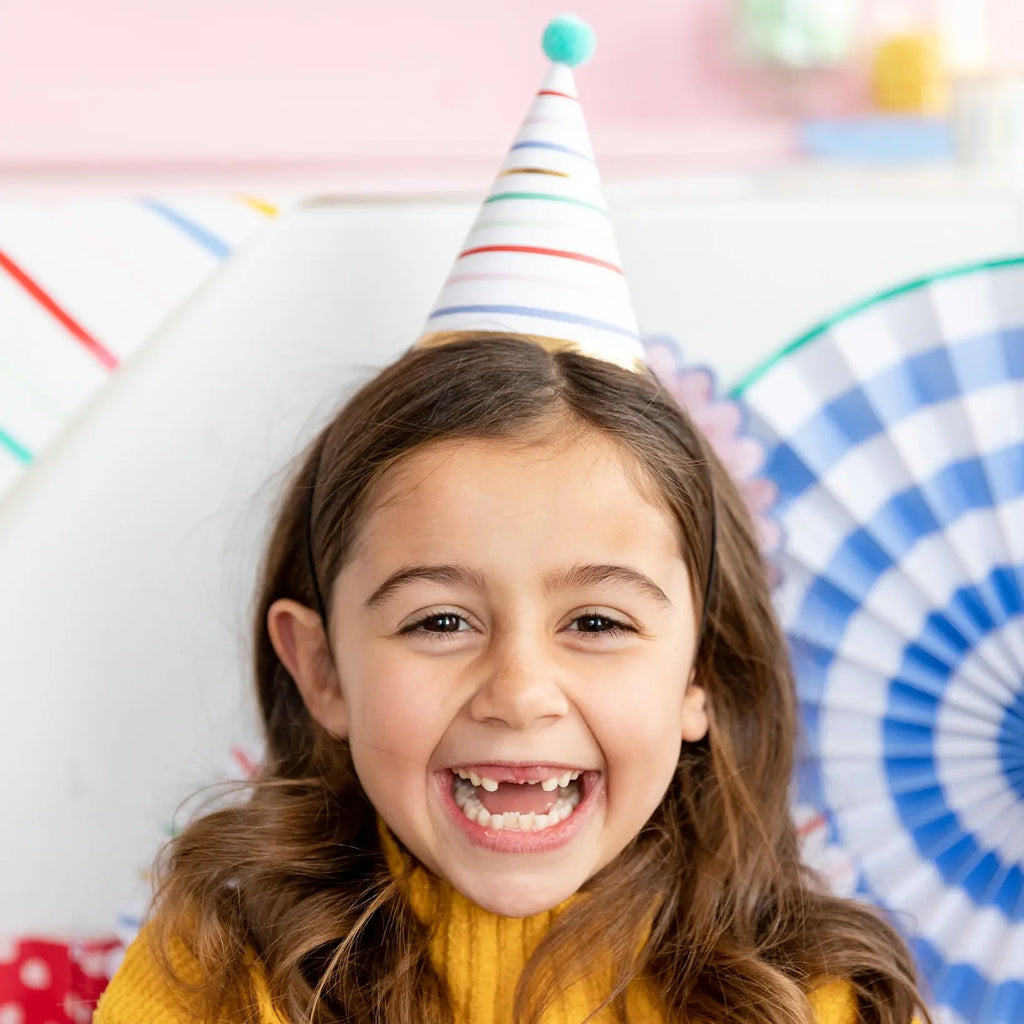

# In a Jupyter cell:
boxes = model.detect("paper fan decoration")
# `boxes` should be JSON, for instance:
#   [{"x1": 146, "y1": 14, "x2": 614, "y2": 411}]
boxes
[
  {"x1": 0, "y1": 935, "x2": 121, "y2": 1024},
  {"x1": 734, "y1": 257, "x2": 1024, "y2": 1024},
  {"x1": 642, "y1": 333, "x2": 782, "y2": 558},
  {"x1": 0, "y1": 195, "x2": 280, "y2": 503}
]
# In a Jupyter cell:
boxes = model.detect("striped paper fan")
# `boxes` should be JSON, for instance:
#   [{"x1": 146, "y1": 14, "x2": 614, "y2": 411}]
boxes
[
  {"x1": 0, "y1": 196, "x2": 279, "y2": 503},
  {"x1": 735, "y1": 257, "x2": 1024, "y2": 1024}
]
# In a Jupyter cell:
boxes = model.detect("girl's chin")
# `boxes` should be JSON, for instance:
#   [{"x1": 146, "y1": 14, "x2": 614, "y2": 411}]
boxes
[{"x1": 441, "y1": 870, "x2": 586, "y2": 918}]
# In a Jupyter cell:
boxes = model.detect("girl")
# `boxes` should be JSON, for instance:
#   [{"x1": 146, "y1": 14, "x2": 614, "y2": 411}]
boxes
[
  {"x1": 95, "y1": 16, "x2": 932, "y2": 1023},
  {"x1": 94, "y1": 334, "x2": 931, "y2": 1024}
]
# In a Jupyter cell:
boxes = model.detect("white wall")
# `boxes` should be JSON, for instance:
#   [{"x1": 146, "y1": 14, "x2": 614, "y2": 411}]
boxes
[{"x1": 2, "y1": 173, "x2": 1022, "y2": 933}]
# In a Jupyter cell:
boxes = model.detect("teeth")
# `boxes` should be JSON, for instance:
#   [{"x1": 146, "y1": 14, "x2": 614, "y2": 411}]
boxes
[
  {"x1": 552, "y1": 798, "x2": 571, "y2": 821},
  {"x1": 451, "y1": 776, "x2": 584, "y2": 832},
  {"x1": 451, "y1": 766, "x2": 586, "y2": 832}
]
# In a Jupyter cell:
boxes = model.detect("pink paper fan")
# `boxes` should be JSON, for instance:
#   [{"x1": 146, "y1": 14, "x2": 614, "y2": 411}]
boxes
[{"x1": 643, "y1": 335, "x2": 782, "y2": 563}]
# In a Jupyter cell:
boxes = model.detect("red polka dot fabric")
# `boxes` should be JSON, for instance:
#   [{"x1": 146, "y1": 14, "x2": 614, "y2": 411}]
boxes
[{"x1": 0, "y1": 936, "x2": 121, "y2": 1024}]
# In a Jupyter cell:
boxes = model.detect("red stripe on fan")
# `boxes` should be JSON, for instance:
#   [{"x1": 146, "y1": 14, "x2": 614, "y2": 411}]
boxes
[
  {"x1": 0, "y1": 249, "x2": 118, "y2": 370},
  {"x1": 797, "y1": 813, "x2": 827, "y2": 837},
  {"x1": 230, "y1": 746, "x2": 259, "y2": 779},
  {"x1": 459, "y1": 244, "x2": 622, "y2": 274}
]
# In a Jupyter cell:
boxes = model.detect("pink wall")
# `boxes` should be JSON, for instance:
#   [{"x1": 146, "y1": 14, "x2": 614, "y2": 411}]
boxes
[{"x1": 1, "y1": 0, "x2": 1022, "y2": 177}]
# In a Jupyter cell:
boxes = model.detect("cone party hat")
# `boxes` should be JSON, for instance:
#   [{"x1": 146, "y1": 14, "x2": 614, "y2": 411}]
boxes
[{"x1": 417, "y1": 15, "x2": 645, "y2": 372}]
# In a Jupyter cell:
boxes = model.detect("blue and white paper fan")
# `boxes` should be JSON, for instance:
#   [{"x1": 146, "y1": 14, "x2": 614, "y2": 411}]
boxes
[{"x1": 735, "y1": 257, "x2": 1024, "y2": 1024}]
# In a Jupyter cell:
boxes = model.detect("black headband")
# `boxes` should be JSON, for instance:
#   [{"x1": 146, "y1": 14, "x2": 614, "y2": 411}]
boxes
[
  {"x1": 305, "y1": 484, "x2": 330, "y2": 627},
  {"x1": 695, "y1": 497, "x2": 717, "y2": 653}
]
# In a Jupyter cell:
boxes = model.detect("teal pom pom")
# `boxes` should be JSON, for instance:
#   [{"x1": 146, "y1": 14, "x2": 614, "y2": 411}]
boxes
[{"x1": 542, "y1": 14, "x2": 596, "y2": 67}]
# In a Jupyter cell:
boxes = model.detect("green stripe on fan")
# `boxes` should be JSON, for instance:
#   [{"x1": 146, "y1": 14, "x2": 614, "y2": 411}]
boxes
[
  {"x1": 0, "y1": 427, "x2": 32, "y2": 464},
  {"x1": 731, "y1": 254, "x2": 1024, "y2": 397}
]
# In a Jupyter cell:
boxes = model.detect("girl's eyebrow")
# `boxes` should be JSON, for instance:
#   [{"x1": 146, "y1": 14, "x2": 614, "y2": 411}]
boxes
[
  {"x1": 548, "y1": 564, "x2": 671, "y2": 606},
  {"x1": 364, "y1": 564, "x2": 487, "y2": 608},
  {"x1": 363, "y1": 563, "x2": 671, "y2": 609}
]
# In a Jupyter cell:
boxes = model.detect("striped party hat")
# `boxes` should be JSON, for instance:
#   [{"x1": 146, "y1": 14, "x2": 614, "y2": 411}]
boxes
[{"x1": 417, "y1": 15, "x2": 644, "y2": 372}]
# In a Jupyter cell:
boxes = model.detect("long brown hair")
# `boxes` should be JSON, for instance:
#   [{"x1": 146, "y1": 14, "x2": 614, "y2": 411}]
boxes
[{"x1": 149, "y1": 334, "x2": 932, "y2": 1024}]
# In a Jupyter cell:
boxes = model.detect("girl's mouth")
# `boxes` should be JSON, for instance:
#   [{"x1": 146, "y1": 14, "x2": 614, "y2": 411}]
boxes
[{"x1": 442, "y1": 764, "x2": 597, "y2": 844}]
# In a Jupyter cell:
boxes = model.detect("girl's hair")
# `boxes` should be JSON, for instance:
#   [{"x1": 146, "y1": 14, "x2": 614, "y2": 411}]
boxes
[{"x1": 149, "y1": 335, "x2": 932, "y2": 1024}]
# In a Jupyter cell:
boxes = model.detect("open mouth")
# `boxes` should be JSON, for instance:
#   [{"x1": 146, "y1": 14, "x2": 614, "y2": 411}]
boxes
[{"x1": 450, "y1": 766, "x2": 586, "y2": 833}]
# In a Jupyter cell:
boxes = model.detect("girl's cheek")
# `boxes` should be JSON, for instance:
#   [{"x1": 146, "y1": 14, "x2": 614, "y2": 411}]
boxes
[{"x1": 361, "y1": 685, "x2": 442, "y2": 750}]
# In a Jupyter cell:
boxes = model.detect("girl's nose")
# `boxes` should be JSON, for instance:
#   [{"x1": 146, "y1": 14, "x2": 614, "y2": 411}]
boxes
[{"x1": 468, "y1": 637, "x2": 570, "y2": 729}]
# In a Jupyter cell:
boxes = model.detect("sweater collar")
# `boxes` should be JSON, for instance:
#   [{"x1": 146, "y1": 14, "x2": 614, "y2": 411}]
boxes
[
  {"x1": 376, "y1": 819, "x2": 663, "y2": 1023},
  {"x1": 378, "y1": 816, "x2": 579, "y2": 924}
]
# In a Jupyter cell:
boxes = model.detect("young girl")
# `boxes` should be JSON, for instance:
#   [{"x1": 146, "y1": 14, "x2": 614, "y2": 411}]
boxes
[{"x1": 95, "y1": 18, "x2": 932, "y2": 1024}]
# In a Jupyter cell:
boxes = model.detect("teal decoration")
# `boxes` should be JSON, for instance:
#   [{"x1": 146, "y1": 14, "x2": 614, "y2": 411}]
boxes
[{"x1": 541, "y1": 14, "x2": 596, "y2": 67}]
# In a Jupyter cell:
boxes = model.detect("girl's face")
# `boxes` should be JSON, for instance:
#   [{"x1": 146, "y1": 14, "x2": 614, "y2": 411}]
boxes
[{"x1": 325, "y1": 425, "x2": 707, "y2": 917}]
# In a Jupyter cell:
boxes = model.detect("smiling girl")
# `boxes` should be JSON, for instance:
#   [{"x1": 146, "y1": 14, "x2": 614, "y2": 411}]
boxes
[{"x1": 94, "y1": 16, "x2": 931, "y2": 1024}]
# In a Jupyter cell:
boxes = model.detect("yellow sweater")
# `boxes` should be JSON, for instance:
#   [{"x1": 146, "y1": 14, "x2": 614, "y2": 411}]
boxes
[
  {"x1": 95, "y1": 834, "x2": 858, "y2": 1023},
  {"x1": 94, "y1": 924, "x2": 855, "y2": 1023}
]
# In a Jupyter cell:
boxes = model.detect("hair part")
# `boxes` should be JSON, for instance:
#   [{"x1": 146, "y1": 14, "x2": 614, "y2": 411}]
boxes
[{"x1": 148, "y1": 334, "x2": 933, "y2": 1024}]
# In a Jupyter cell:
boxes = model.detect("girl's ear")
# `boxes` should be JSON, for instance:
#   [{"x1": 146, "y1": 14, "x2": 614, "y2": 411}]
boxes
[
  {"x1": 266, "y1": 598, "x2": 348, "y2": 739},
  {"x1": 681, "y1": 668, "x2": 708, "y2": 743}
]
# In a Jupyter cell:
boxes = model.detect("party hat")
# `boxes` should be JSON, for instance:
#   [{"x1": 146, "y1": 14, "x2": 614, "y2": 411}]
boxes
[{"x1": 417, "y1": 15, "x2": 644, "y2": 372}]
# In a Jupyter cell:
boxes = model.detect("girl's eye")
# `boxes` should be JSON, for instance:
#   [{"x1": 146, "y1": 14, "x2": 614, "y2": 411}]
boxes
[
  {"x1": 568, "y1": 613, "x2": 635, "y2": 638},
  {"x1": 400, "y1": 612, "x2": 471, "y2": 639}
]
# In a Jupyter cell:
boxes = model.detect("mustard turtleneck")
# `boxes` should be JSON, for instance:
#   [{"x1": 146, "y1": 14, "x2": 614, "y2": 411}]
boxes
[
  {"x1": 378, "y1": 822, "x2": 664, "y2": 1022},
  {"x1": 94, "y1": 825, "x2": 858, "y2": 1024}
]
